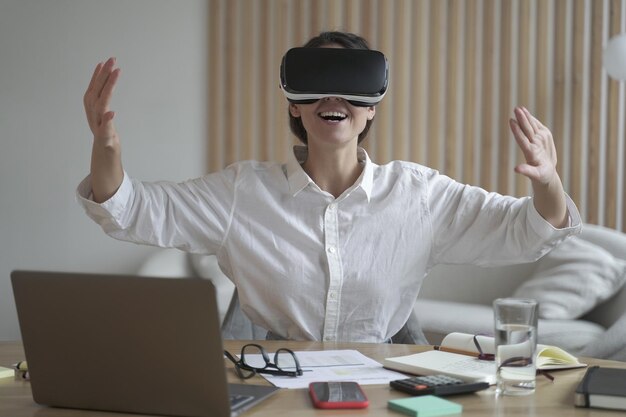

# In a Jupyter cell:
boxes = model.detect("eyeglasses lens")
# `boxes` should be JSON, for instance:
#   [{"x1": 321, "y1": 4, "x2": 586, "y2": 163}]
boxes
[
  {"x1": 275, "y1": 350, "x2": 297, "y2": 370},
  {"x1": 241, "y1": 344, "x2": 267, "y2": 369}
]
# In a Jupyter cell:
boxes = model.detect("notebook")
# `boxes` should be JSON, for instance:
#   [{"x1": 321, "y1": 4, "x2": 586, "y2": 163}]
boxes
[
  {"x1": 574, "y1": 366, "x2": 626, "y2": 411},
  {"x1": 11, "y1": 270, "x2": 279, "y2": 417}
]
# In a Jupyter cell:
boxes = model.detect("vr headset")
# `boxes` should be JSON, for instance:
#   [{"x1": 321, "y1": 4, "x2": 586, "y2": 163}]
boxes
[{"x1": 280, "y1": 47, "x2": 389, "y2": 107}]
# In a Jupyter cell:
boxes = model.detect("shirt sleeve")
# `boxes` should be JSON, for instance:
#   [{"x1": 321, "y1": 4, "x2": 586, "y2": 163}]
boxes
[
  {"x1": 75, "y1": 169, "x2": 238, "y2": 254},
  {"x1": 425, "y1": 171, "x2": 582, "y2": 267}
]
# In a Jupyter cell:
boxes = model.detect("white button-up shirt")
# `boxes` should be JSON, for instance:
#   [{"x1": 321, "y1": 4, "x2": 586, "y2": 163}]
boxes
[{"x1": 77, "y1": 146, "x2": 581, "y2": 342}]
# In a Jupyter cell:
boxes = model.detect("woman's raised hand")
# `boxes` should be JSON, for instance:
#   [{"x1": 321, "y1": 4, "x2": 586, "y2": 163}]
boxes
[
  {"x1": 509, "y1": 106, "x2": 568, "y2": 228},
  {"x1": 83, "y1": 57, "x2": 121, "y2": 145},
  {"x1": 84, "y1": 58, "x2": 124, "y2": 203},
  {"x1": 509, "y1": 107, "x2": 558, "y2": 186}
]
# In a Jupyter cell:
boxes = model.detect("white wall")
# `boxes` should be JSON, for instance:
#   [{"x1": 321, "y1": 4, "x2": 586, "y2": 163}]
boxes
[{"x1": 0, "y1": 0, "x2": 208, "y2": 340}]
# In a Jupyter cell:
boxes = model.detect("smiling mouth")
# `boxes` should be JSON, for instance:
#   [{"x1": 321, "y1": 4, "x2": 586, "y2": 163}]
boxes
[{"x1": 318, "y1": 111, "x2": 348, "y2": 122}]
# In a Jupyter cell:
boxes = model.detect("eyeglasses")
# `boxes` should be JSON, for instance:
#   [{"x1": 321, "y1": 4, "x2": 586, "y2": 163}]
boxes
[
  {"x1": 473, "y1": 335, "x2": 495, "y2": 361},
  {"x1": 473, "y1": 334, "x2": 554, "y2": 382},
  {"x1": 224, "y1": 343, "x2": 303, "y2": 379}
]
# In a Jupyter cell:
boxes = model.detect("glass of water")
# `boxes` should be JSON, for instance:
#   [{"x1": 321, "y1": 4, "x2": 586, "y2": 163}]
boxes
[{"x1": 493, "y1": 298, "x2": 538, "y2": 396}]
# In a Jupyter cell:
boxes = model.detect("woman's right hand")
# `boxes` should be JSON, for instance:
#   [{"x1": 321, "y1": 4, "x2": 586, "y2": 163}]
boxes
[
  {"x1": 83, "y1": 57, "x2": 121, "y2": 145},
  {"x1": 84, "y1": 57, "x2": 124, "y2": 203}
]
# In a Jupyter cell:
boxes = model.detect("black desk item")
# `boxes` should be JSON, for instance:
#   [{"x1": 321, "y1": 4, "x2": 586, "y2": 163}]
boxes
[
  {"x1": 575, "y1": 366, "x2": 626, "y2": 411},
  {"x1": 390, "y1": 374, "x2": 490, "y2": 397}
]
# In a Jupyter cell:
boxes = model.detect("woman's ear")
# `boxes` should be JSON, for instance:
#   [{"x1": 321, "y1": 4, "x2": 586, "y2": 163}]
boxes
[
  {"x1": 289, "y1": 103, "x2": 301, "y2": 118},
  {"x1": 367, "y1": 106, "x2": 376, "y2": 120}
]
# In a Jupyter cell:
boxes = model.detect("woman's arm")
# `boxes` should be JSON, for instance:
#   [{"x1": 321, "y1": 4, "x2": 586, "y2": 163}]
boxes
[{"x1": 83, "y1": 57, "x2": 123, "y2": 203}]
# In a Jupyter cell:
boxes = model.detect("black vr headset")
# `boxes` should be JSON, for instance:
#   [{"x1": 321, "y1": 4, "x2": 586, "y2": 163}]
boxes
[{"x1": 280, "y1": 47, "x2": 389, "y2": 107}]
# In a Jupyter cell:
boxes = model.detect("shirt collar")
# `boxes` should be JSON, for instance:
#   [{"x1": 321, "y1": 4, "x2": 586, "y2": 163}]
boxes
[{"x1": 286, "y1": 145, "x2": 374, "y2": 201}]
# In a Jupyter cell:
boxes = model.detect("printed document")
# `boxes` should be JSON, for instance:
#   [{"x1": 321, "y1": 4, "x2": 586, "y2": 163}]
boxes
[{"x1": 243, "y1": 349, "x2": 407, "y2": 389}]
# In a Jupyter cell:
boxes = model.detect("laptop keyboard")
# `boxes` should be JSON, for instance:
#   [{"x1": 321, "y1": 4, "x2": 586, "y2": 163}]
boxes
[{"x1": 230, "y1": 394, "x2": 254, "y2": 409}]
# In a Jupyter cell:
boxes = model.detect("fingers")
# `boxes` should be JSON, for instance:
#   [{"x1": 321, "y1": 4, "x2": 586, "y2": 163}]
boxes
[
  {"x1": 84, "y1": 62, "x2": 104, "y2": 129},
  {"x1": 514, "y1": 163, "x2": 540, "y2": 181},
  {"x1": 522, "y1": 107, "x2": 545, "y2": 130},
  {"x1": 102, "y1": 110, "x2": 116, "y2": 124},
  {"x1": 84, "y1": 57, "x2": 120, "y2": 137},
  {"x1": 509, "y1": 118, "x2": 533, "y2": 159},
  {"x1": 86, "y1": 62, "x2": 103, "y2": 97},
  {"x1": 513, "y1": 107, "x2": 536, "y2": 141},
  {"x1": 99, "y1": 67, "x2": 120, "y2": 115},
  {"x1": 92, "y1": 57, "x2": 118, "y2": 99}
]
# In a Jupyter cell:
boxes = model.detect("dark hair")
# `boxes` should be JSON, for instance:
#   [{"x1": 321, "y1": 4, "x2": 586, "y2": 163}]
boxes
[{"x1": 288, "y1": 31, "x2": 375, "y2": 144}]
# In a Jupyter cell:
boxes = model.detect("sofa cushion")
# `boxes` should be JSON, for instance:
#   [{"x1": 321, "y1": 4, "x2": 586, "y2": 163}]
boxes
[
  {"x1": 414, "y1": 299, "x2": 605, "y2": 355},
  {"x1": 512, "y1": 237, "x2": 626, "y2": 320}
]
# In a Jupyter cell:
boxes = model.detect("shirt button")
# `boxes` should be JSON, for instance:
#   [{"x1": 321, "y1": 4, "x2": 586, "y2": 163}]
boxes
[
  {"x1": 329, "y1": 292, "x2": 336, "y2": 299},
  {"x1": 328, "y1": 203, "x2": 336, "y2": 211},
  {"x1": 324, "y1": 336, "x2": 333, "y2": 341},
  {"x1": 327, "y1": 246, "x2": 336, "y2": 254}
]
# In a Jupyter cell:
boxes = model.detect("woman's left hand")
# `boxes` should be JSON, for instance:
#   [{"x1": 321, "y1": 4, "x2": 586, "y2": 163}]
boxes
[
  {"x1": 509, "y1": 107, "x2": 558, "y2": 185},
  {"x1": 509, "y1": 106, "x2": 569, "y2": 228}
]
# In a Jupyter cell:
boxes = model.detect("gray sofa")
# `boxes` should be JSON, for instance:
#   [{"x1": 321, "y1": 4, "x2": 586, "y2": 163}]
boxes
[
  {"x1": 138, "y1": 224, "x2": 626, "y2": 361},
  {"x1": 416, "y1": 223, "x2": 626, "y2": 361}
]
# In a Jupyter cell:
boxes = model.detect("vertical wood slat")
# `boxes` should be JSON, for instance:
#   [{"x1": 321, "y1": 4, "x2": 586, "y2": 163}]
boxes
[
  {"x1": 224, "y1": 0, "x2": 239, "y2": 164},
  {"x1": 391, "y1": 0, "x2": 412, "y2": 162},
  {"x1": 374, "y1": 0, "x2": 394, "y2": 163},
  {"x1": 207, "y1": 0, "x2": 224, "y2": 170},
  {"x1": 206, "y1": 0, "x2": 626, "y2": 233},
  {"x1": 497, "y1": 0, "x2": 512, "y2": 195},
  {"x1": 606, "y1": 0, "x2": 622, "y2": 228},
  {"x1": 409, "y1": 0, "x2": 429, "y2": 165},
  {"x1": 480, "y1": 0, "x2": 495, "y2": 191},
  {"x1": 570, "y1": 0, "x2": 587, "y2": 216},
  {"x1": 617, "y1": 2, "x2": 626, "y2": 230},
  {"x1": 554, "y1": 0, "x2": 568, "y2": 185},
  {"x1": 516, "y1": 0, "x2": 531, "y2": 198},
  {"x1": 427, "y1": 0, "x2": 445, "y2": 170},
  {"x1": 535, "y1": 0, "x2": 553, "y2": 127},
  {"x1": 463, "y1": 0, "x2": 478, "y2": 186},
  {"x1": 588, "y1": 0, "x2": 605, "y2": 225},
  {"x1": 445, "y1": 0, "x2": 461, "y2": 180}
]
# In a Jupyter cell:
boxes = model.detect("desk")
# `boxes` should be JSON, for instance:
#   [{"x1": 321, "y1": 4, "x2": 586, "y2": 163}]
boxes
[{"x1": 1, "y1": 340, "x2": 625, "y2": 416}]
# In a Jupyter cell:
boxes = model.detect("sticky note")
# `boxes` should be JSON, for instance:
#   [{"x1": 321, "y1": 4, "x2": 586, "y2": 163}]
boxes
[{"x1": 388, "y1": 395, "x2": 463, "y2": 417}]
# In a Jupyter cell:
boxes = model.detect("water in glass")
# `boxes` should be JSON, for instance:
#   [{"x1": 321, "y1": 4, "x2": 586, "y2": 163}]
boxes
[{"x1": 495, "y1": 323, "x2": 537, "y2": 395}]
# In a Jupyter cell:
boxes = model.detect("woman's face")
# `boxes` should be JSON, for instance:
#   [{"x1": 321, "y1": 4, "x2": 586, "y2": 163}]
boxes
[
  {"x1": 289, "y1": 98, "x2": 375, "y2": 147},
  {"x1": 288, "y1": 42, "x2": 375, "y2": 147}
]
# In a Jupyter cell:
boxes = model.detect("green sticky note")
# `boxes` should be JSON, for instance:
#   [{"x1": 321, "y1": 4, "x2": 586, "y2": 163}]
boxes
[{"x1": 388, "y1": 395, "x2": 463, "y2": 417}]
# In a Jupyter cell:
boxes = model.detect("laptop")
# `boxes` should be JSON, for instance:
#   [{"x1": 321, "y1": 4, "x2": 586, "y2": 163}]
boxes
[{"x1": 11, "y1": 270, "x2": 279, "y2": 417}]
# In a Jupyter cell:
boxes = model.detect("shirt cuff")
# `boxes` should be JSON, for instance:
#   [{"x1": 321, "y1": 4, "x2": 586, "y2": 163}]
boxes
[
  {"x1": 75, "y1": 171, "x2": 133, "y2": 223},
  {"x1": 527, "y1": 193, "x2": 582, "y2": 240}
]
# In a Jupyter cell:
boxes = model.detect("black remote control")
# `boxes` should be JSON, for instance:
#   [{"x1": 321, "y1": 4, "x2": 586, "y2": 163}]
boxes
[{"x1": 390, "y1": 374, "x2": 490, "y2": 396}]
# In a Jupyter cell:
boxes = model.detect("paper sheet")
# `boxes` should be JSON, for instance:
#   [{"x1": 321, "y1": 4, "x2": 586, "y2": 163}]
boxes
[{"x1": 243, "y1": 349, "x2": 407, "y2": 389}]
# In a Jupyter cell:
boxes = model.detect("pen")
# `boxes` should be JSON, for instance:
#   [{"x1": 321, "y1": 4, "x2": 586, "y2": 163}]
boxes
[{"x1": 433, "y1": 346, "x2": 479, "y2": 357}]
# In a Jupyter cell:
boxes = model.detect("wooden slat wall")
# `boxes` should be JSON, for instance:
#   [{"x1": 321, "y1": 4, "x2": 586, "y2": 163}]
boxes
[{"x1": 207, "y1": 0, "x2": 626, "y2": 232}]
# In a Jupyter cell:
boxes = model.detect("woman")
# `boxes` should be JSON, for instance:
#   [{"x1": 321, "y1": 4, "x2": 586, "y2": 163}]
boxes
[{"x1": 78, "y1": 31, "x2": 580, "y2": 343}]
